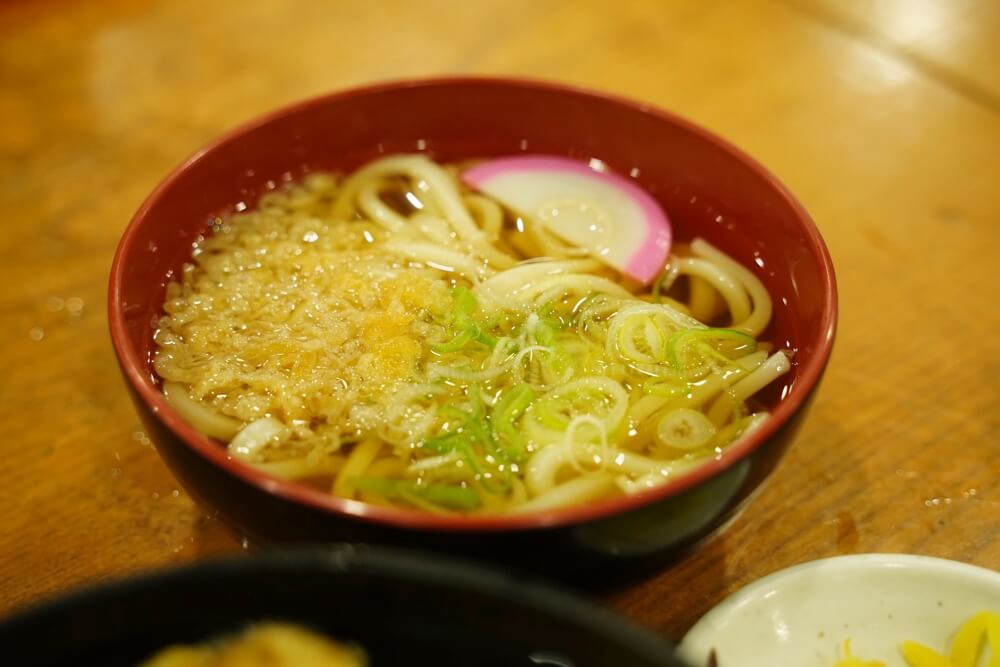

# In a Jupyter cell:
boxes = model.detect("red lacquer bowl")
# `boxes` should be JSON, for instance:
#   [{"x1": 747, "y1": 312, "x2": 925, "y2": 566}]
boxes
[{"x1": 109, "y1": 77, "x2": 836, "y2": 578}]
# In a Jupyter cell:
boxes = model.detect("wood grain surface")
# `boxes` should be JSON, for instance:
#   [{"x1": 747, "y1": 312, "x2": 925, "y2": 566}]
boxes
[{"x1": 0, "y1": 0, "x2": 997, "y2": 642}]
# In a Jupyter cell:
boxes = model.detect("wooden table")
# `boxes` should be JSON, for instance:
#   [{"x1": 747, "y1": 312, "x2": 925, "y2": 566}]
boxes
[{"x1": 1, "y1": 0, "x2": 997, "y2": 643}]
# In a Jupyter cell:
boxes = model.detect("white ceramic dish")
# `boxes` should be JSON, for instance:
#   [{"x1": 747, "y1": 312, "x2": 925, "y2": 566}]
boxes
[{"x1": 679, "y1": 554, "x2": 1000, "y2": 667}]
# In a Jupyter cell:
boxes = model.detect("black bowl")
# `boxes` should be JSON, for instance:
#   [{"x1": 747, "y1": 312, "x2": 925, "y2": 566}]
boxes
[{"x1": 0, "y1": 546, "x2": 685, "y2": 667}]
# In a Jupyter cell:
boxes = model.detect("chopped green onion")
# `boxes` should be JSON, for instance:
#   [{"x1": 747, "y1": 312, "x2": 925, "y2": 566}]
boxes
[
  {"x1": 434, "y1": 287, "x2": 498, "y2": 352},
  {"x1": 614, "y1": 313, "x2": 668, "y2": 364},
  {"x1": 529, "y1": 378, "x2": 628, "y2": 435},
  {"x1": 666, "y1": 328, "x2": 757, "y2": 371},
  {"x1": 644, "y1": 379, "x2": 685, "y2": 399},
  {"x1": 421, "y1": 431, "x2": 478, "y2": 470},
  {"x1": 474, "y1": 329, "x2": 498, "y2": 348},
  {"x1": 430, "y1": 327, "x2": 478, "y2": 353},
  {"x1": 656, "y1": 408, "x2": 716, "y2": 450},
  {"x1": 651, "y1": 267, "x2": 672, "y2": 303},
  {"x1": 421, "y1": 387, "x2": 514, "y2": 491},
  {"x1": 351, "y1": 477, "x2": 480, "y2": 510},
  {"x1": 693, "y1": 341, "x2": 733, "y2": 364},
  {"x1": 451, "y1": 285, "x2": 477, "y2": 321},
  {"x1": 491, "y1": 385, "x2": 536, "y2": 459},
  {"x1": 534, "y1": 319, "x2": 557, "y2": 346},
  {"x1": 494, "y1": 385, "x2": 536, "y2": 423},
  {"x1": 533, "y1": 395, "x2": 573, "y2": 430}
]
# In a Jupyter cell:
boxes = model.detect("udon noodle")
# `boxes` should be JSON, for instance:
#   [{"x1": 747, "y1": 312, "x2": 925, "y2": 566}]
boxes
[{"x1": 154, "y1": 155, "x2": 790, "y2": 514}]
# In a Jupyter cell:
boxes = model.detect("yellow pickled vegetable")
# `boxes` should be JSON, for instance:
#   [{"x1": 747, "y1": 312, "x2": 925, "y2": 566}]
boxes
[
  {"x1": 949, "y1": 611, "x2": 992, "y2": 667},
  {"x1": 834, "y1": 640, "x2": 886, "y2": 666},
  {"x1": 900, "y1": 641, "x2": 952, "y2": 667},
  {"x1": 831, "y1": 611, "x2": 1000, "y2": 667},
  {"x1": 988, "y1": 614, "x2": 1000, "y2": 667}
]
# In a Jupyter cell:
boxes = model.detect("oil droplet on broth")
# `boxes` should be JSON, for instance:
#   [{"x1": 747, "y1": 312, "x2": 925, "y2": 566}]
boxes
[{"x1": 29, "y1": 326, "x2": 44, "y2": 341}]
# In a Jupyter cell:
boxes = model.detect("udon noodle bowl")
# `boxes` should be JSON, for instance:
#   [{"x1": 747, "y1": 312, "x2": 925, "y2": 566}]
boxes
[{"x1": 153, "y1": 155, "x2": 790, "y2": 515}]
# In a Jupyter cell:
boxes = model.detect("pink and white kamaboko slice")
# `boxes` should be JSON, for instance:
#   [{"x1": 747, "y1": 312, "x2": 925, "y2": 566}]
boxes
[{"x1": 462, "y1": 155, "x2": 672, "y2": 284}]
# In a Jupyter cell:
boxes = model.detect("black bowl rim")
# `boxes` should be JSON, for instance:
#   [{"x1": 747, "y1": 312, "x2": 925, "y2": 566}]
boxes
[{"x1": 0, "y1": 545, "x2": 680, "y2": 663}]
